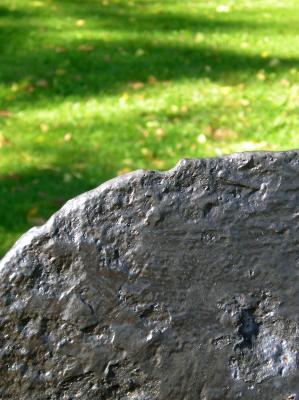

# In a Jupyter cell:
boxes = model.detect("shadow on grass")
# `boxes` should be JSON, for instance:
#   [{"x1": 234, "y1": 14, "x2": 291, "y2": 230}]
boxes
[
  {"x1": 0, "y1": 165, "x2": 114, "y2": 258},
  {"x1": 0, "y1": 2, "x2": 298, "y2": 107}
]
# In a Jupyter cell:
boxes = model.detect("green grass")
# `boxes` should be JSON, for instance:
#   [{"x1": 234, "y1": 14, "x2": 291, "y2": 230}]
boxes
[{"x1": 1, "y1": 0, "x2": 299, "y2": 257}]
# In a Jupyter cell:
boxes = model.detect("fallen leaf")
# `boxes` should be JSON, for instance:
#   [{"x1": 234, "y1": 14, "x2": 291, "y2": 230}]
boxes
[
  {"x1": 256, "y1": 70, "x2": 266, "y2": 81},
  {"x1": 135, "y1": 48, "x2": 145, "y2": 57},
  {"x1": 122, "y1": 158, "x2": 133, "y2": 166},
  {"x1": 280, "y1": 79, "x2": 290, "y2": 87},
  {"x1": 130, "y1": 81, "x2": 144, "y2": 90},
  {"x1": 148, "y1": 75, "x2": 157, "y2": 85},
  {"x1": 11, "y1": 83, "x2": 19, "y2": 92},
  {"x1": 181, "y1": 105, "x2": 189, "y2": 113},
  {"x1": 194, "y1": 32, "x2": 204, "y2": 43},
  {"x1": 78, "y1": 44, "x2": 94, "y2": 52},
  {"x1": 241, "y1": 42, "x2": 249, "y2": 49},
  {"x1": 0, "y1": 133, "x2": 11, "y2": 147},
  {"x1": 36, "y1": 79, "x2": 48, "y2": 88},
  {"x1": 64, "y1": 133, "x2": 72, "y2": 142},
  {"x1": 152, "y1": 159, "x2": 165, "y2": 168},
  {"x1": 55, "y1": 68, "x2": 66, "y2": 76},
  {"x1": 117, "y1": 167, "x2": 131, "y2": 176},
  {"x1": 146, "y1": 120, "x2": 159, "y2": 128},
  {"x1": 40, "y1": 123, "x2": 49, "y2": 132},
  {"x1": 27, "y1": 207, "x2": 38, "y2": 219},
  {"x1": 197, "y1": 134, "x2": 207, "y2": 144},
  {"x1": 269, "y1": 58, "x2": 280, "y2": 67},
  {"x1": 171, "y1": 105, "x2": 179, "y2": 113},
  {"x1": 55, "y1": 46, "x2": 66, "y2": 53},
  {"x1": 261, "y1": 51, "x2": 269, "y2": 58},
  {"x1": 26, "y1": 84, "x2": 35, "y2": 93},
  {"x1": 212, "y1": 128, "x2": 238, "y2": 140},
  {"x1": 63, "y1": 173, "x2": 72, "y2": 183},
  {"x1": 141, "y1": 147, "x2": 152, "y2": 157},
  {"x1": 240, "y1": 98, "x2": 250, "y2": 107},
  {"x1": 76, "y1": 19, "x2": 85, "y2": 27},
  {"x1": 119, "y1": 93, "x2": 129, "y2": 105},
  {"x1": 0, "y1": 110, "x2": 11, "y2": 118},
  {"x1": 155, "y1": 128, "x2": 165, "y2": 139}
]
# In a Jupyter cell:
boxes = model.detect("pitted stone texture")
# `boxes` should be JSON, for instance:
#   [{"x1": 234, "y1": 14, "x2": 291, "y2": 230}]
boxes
[{"x1": 0, "y1": 151, "x2": 299, "y2": 400}]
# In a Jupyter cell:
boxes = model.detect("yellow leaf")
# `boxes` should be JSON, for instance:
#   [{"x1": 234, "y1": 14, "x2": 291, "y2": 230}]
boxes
[
  {"x1": 241, "y1": 42, "x2": 249, "y2": 49},
  {"x1": 181, "y1": 105, "x2": 189, "y2": 113},
  {"x1": 76, "y1": 19, "x2": 85, "y2": 27},
  {"x1": 194, "y1": 32, "x2": 204, "y2": 43},
  {"x1": 141, "y1": 147, "x2": 151, "y2": 157},
  {"x1": 240, "y1": 98, "x2": 250, "y2": 107},
  {"x1": 40, "y1": 123, "x2": 49, "y2": 132},
  {"x1": 256, "y1": 70, "x2": 266, "y2": 81},
  {"x1": 135, "y1": 48, "x2": 145, "y2": 57},
  {"x1": 261, "y1": 51, "x2": 269, "y2": 58},
  {"x1": 197, "y1": 134, "x2": 206, "y2": 144},
  {"x1": 11, "y1": 83, "x2": 19, "y2": 92},
  {"x1": 155, "y1": 128, "x2": 165, "y2": 139},
  {"x1": 117, "y1": 167, "x2": 131, "y2": 176},
  {"x1": 64, "y1": 133, "x2": 72, "y2": 142},
  {"x1": 212, "y1": 128, "x2": 238, "y2": 140},
  {"x1": 31, "y1": 1, "x2": 44, "y2": 7},
  {"x1": 119, "y1": 93, "x2": 129, "y2": 105},
  {"x1": 152, "y1": 159, "x2": 165, "y2": 169}
]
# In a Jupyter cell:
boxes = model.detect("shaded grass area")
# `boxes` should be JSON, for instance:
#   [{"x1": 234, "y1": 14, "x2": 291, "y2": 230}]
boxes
[{"x1": 1, "y1": 0, "x2": 299, "y2": 256}]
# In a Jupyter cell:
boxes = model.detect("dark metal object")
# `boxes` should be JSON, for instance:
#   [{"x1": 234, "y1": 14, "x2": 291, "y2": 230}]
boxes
[{"x1": 0, "y1": 151, "x2": 298, "y2": 399}]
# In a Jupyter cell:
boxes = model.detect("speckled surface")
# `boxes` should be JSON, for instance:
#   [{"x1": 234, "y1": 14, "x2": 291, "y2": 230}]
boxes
[{"x1": 0, "y1": 151, "x2": 298, "y2": 399}]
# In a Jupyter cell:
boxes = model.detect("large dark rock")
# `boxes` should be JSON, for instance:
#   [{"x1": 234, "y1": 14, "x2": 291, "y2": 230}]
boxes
[{"x1": 0, "y1": 151, "x2": 299, "y2": 399}]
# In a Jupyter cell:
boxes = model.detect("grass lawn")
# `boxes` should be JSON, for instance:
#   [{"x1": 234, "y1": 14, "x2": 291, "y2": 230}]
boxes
[{"x1": 0, "y1": 0, "x2": 299, "y2": 257}]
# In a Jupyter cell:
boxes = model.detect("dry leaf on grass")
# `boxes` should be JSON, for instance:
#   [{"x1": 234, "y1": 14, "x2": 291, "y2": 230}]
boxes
[
  {"x1": 78, "y1": 44, "x2": 94, "y2": 52},
  {"x1": 0, "y1": 110, "x2": 11, "y2": 118},
  {"x1": 212, "y1": 128, "x2": 238, "y2": 140}
]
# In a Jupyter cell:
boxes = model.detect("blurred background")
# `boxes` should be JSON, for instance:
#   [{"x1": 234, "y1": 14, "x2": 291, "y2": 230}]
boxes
[{"x1": 0, "y1": 0, "x2": 299, "y2": 257}]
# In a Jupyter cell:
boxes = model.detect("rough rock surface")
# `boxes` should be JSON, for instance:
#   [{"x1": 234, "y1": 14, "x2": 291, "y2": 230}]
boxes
[{"x1": 0, "y1": 151, "x2": 299, "y2": 400}]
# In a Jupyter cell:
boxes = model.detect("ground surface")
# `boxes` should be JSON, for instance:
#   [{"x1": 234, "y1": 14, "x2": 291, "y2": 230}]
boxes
[{"x1": 0, "y1": 0, "x2": 299, "y2": 256}]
